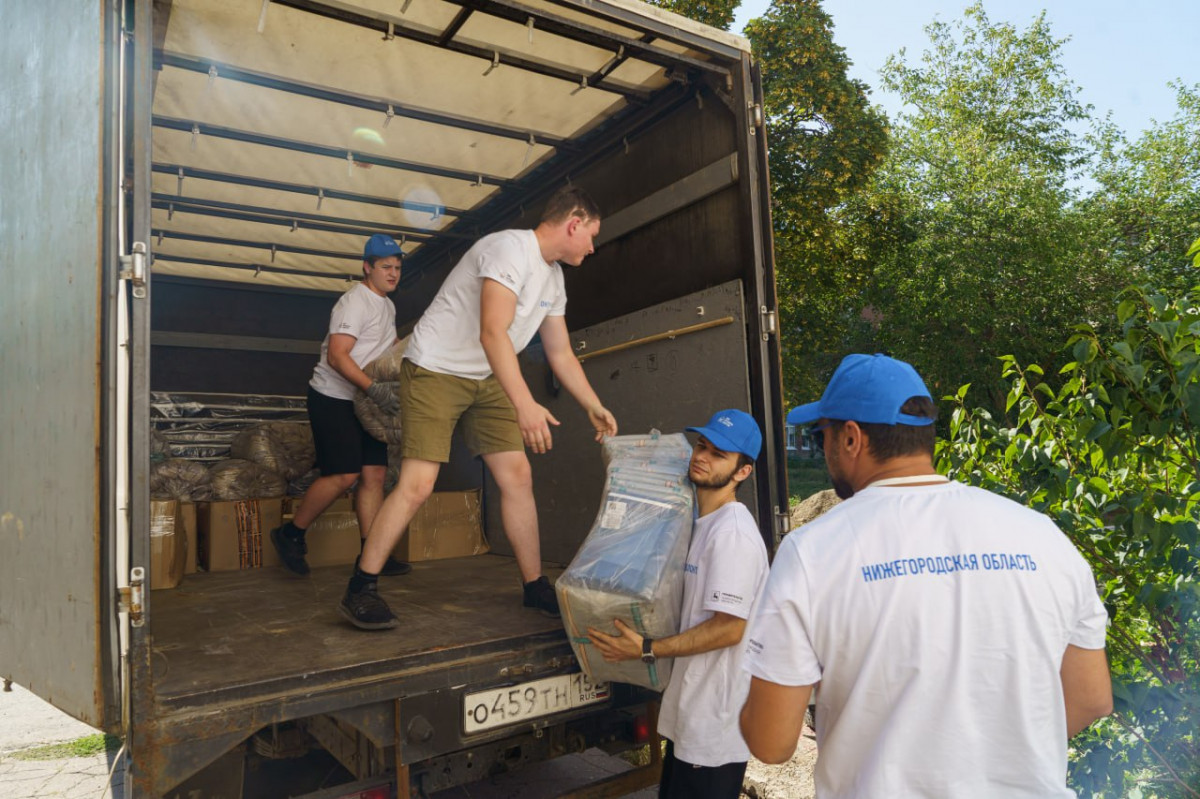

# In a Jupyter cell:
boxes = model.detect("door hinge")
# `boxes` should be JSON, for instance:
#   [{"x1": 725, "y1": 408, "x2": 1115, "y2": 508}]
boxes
[
  {"x1": 120, "y1": 567, "x2": 145, "y2": 628},
  {"x1": 774, "y1": 505, "x2": 791, "y2": 540},
  {"x1": 119, "y1": 241, "x2": 148, "y2": 299},
  {"x1": 760, "y1": 306, "x2": 777, "y2": 340},
  {"x1": 749, "y1": 102, "x2": 763, "y2": 134}
]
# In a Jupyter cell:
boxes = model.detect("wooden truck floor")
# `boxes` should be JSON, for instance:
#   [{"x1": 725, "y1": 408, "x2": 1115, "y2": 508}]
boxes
[{"x1": 148, "y1": 554, "x2": 566, "y2": 708}]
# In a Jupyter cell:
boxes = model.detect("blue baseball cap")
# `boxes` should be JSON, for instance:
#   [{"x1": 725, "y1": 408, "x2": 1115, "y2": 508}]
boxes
[
  {"x1": 687, "y1": 409, "x2": 762, "y2": 460},
  {"x1": 787, "y1": 354, "x2": 934, "y2": 427},
  {"x1": 363, "y1": 234, "x2": 403, "y2": 260}
]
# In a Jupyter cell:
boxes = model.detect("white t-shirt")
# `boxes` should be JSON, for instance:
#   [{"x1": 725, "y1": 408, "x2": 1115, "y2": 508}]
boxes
[
  {"x1": 744, "y1": 481, "x2": 1108, "y2": 799},
  {"x1": 657, "y1": 501, "x2": 769, "y2": 767},
  {"x1": 309, "y1": 282, "x2": 397, "y2": 400},
  {"x1": 404, "y1": 229, "x2": 566, "y2": 380}
]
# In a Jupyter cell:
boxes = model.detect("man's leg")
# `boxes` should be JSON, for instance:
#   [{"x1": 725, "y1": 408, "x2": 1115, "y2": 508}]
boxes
[
  {"x1": 480, "y1": 450, "x2": 541, "y2": 582},
  {"x1": 339, "y1": 458, "x2": 440, "y2": 630},
  {"x1": 480, "y1": 450, "x2": 559, "y2": 616},
  {"x1": 355, "y1": 465, "x2": 410, "y2": 576},
  {"x1": 293, "y1": 473, "x2": 359, "y2": 529},
  {"x1": 659, "y1": 740, "x2": 747, "y2": 799},
  {"x1": 358, "y1": 458, "x2": 440, "y2": 573}
]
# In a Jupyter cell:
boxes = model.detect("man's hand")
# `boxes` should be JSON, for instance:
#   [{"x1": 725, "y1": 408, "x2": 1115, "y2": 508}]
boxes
[
  {"x1": 587, "y1": 405, "x2": 618, "y2": 442},
  {"x1": 586, "y1": 619, "x2": 643, "y2": 662},
  {"x1": 517, "y1": 400, "x2": 560, "y2": 454},
  {"x1": 366, "y1": 381, "x2": 400, "y2": 415}
]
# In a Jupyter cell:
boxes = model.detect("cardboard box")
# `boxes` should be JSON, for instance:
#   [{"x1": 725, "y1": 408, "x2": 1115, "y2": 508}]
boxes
[
  {"x1": 300, "y1": 511, "x2": 363, "y2": 567},
  {"x1": 198, "y1": 499, "x2": 283, "y2": 572},
  {"x1": 180, "y1": 501, "x2": 198, "y2": 574},
  {"x1": 150, "y1": 499, "x2": 187, "y2": 589},
  {"x1": 394, "y1": 489, "x2": 488, "y2": 562}
]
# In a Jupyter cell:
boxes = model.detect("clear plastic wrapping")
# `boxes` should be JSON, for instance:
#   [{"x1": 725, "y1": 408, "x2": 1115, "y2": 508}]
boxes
[{"x1": 557, "y1": 432, "x2": 695, "y2": 690}]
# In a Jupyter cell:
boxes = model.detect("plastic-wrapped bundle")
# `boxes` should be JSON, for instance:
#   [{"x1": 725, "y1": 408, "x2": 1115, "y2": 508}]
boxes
[
  {"x1": 354, "y1": 337, "x2": 409, "y2": 444},
  {"x1": 557, "y1": 432, "x2": 695, "y2": 690},
  {"x1": 230, "y1": 423, "x2": 314, "y2": 481},
  {"x1": 208, "y1": 459, "x2": 287, "y2": 500},
  {"x1": 150, "y1": 458, "x2": 212, "y2": 501}
]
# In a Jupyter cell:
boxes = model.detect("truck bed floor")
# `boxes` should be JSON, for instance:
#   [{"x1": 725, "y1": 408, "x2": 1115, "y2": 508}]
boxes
[{"x1": 148, "y1": 554, "x2": 565, "y2": 708}]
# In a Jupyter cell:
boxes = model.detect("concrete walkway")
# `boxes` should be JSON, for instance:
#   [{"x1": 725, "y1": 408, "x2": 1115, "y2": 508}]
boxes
[{"x1": 0, "y1": 683, "x2": 124, "y2": 798}]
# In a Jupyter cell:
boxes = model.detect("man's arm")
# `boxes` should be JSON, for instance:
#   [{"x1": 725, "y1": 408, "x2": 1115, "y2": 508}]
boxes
[
  {"x1": 326, "y1": 333, "x2": 373, "y2": 391},
  {"x1": 539, "y1": 315, "x2": 617, "y2": 441},
  {"x1": 1061, "y1": 644, "x2": 1113, "y2": 737},
  {"x1": 586, "y1": 613, "x2": 745, "y2": 662},
  {"x1": 739, "y1": 677, "x2": 813, "y2": 764},
  {"x1": 479, "y1": 279, "x2": 559, "y2": 453}
]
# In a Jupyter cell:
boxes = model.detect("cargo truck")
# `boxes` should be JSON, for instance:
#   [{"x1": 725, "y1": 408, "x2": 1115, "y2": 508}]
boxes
[{"x1": 0, "y1": 0, "x2": 786, "y2": 796}]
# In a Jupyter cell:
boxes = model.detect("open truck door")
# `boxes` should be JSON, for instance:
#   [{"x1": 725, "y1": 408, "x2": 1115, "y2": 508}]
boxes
[{"x1": 0, "y1": 0, "x2": 152, "y2": 736}]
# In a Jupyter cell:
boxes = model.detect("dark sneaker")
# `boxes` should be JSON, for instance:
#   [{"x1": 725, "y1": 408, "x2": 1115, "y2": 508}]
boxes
[
  {"x1": 379, "y1": 555, "x2": 412, "y2": 577},
  {"x1": 270, "y1": 525, "x2": 309, "y2": 575},
  {"x1": 339, "y1": 582, "x2": 398, "y2": 630},
  {"x1": 523, "y1": 576, "x2": 560, "y2": 618}
]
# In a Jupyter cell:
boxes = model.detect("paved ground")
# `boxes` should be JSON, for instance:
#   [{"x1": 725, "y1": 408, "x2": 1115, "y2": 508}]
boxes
[
  {"x1": 0, "y1": 683, "x2": 813, "y2": 798},
  {"x1": 0, "y1": 684, "x2": 125, "y2": 798}
]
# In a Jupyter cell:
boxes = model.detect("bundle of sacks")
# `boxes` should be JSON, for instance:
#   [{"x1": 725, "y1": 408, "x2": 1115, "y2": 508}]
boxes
[
  {"x1": 150, "y1": 458, "x2": 212, "y2": 501},
  {"x1": 230, "y1": 422, "x2": 316, "y2": 481},
  {"x1": 354, "y1": 337, "x2": 409, "y2": 444},
  {"x1": 149, "y1": 422, "x2": 316, "y2": 502}
]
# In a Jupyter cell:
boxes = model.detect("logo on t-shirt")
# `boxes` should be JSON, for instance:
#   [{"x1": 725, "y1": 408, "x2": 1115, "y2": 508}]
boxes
[
  {"x1": 539, "y1": 299, "x2": 552, "y2": 308},
  {"x1": 712, "y1": 590, "x2": 744, "y2": 606}
]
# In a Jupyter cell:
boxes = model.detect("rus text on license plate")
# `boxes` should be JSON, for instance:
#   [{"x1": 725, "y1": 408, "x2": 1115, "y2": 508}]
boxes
[{"x1": 463, "y1": 672, "x2": 610, "y2": 734}]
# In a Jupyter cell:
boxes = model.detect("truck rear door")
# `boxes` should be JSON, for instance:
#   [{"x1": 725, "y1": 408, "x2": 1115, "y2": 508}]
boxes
[{"x1": 0, "y1": 0, "x2": 148, "y2": 733}]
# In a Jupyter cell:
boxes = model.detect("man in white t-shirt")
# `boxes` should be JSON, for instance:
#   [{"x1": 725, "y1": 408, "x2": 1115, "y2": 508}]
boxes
[
  {"x1": 740, "y1": 354, "x2": 1114, "y2": 798},
  {"x1": 271, "y1": 234, "x2": 412, "y2": 578},
  {"x1": 340, "y1": 187, "x2": 618, "y2": 630},
  {"x1": 587, "y1": 409, "x2": 769, "y2": 799}
]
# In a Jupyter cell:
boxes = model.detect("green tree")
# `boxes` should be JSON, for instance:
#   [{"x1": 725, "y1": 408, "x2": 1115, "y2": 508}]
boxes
[
  {"x1": 743, "y1": 0, "x2": 889, "y2": 405},
  {"x1": 646, "y1": 0, "x2": 739, "y2": 30},
  {"x1": 837, "y1": 4, "x2": 1127, "y2": 410},
  {"x1": 1085, "y1": 82, "x2": 1200, "y2": 294},
  {"x1": 939, "y1": 282, "x2": 1200, "y2": 797}
]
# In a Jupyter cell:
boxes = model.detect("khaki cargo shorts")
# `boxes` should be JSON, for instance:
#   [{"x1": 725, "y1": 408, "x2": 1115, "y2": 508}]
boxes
[{"x1": 398, "y1": 358, "x2": 523, "y2": 462}]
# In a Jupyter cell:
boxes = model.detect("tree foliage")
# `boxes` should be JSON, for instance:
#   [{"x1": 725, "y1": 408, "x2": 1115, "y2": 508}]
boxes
[
  {"x1": 1085, "y1": 83, "x2": 1200, "y2": 294},
  {"x1": 836, "y1": 4, "x2": 1131, "y2": 409},
  {"x1": 938, "y1": 282, "x2": 1200, "y2": 797},
  {"x1": 743, "y1": 0, "x2": 889, "y2": 405}
]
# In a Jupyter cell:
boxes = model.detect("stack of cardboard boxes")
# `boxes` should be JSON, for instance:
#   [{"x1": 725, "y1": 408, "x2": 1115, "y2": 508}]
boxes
[{"x1": 148, "y1": 491, "x2": 489, "y2": 585}]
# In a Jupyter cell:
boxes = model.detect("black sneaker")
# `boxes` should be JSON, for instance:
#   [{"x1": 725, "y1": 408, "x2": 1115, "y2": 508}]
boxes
[
  {"x1": 270, "y1": 525, "x2": 309, "y2": 576},
  {"x1": 523, "y1": 576, "x2": 560, "y2": 618},
  {"x1": 339, "y1": 582, "x2": 398, "y2": 630},
  {"x1": 379, "y1": 555, "x2": 412, "y2": 576}
]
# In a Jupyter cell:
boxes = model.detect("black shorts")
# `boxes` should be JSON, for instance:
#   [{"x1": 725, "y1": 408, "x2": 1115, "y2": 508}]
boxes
[
  {"x1": 659, "y1": 739, "x2": 747, "y2": 799},
  {"x1": 307, "y1": 386, "x2": 388, "y2": 477}
]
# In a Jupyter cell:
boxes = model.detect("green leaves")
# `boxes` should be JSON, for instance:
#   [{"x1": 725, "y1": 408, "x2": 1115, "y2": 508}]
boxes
[{"x1": 939, "y1": 283, "x2": 1200, "y2": 797}]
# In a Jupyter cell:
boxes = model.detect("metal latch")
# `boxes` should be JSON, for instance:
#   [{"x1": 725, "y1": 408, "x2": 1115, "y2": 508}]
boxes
[
  {"x1": 760, "y1": 306, "x2": 777, "y2": 340},
  {"x1": 774, "y1": 505, "x2": 791, "y2": 540},
  {"x1": 121, "y1": 566, "x2": 145, "y2": 628},
  {"x1": 119, "y1": 241, "x2": 148, "y2": 299}
]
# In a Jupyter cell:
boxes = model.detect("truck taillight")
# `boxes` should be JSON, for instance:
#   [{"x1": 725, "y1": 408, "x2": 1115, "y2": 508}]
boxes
[
  {"x1": 633, "y1": 713, "x2": 651, "y2": 744},
  {"x1": 336, "y1": 785, "x2": 390, "y2": 799}
]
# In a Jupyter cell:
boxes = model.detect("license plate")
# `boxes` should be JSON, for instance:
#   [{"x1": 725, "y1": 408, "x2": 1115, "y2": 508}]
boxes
[{"x1": 463, "y1": 672, "x2": 610, "y2": 734}]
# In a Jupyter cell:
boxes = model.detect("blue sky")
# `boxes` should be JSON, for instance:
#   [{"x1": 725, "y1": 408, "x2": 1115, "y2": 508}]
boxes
[{"x1": 731, "y1": 0, "x2": 1197, "y2": 140}]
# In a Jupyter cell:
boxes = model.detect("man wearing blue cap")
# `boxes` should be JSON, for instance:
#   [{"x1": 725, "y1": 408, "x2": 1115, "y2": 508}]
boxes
[
  {"x1": 588, "y1": 409, "x2": 769, "y2": 799},
  {"x1": 270, "y1": 234, "x2": 411, "y2": 577},
  {"x1": 740, "y1": 354, "x2": 1113, "y2": 798}
]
